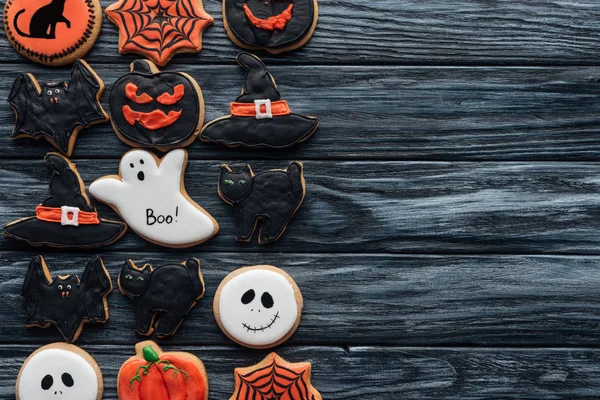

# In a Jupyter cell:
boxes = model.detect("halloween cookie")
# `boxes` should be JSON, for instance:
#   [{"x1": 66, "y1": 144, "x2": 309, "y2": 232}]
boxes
[
  {"x1": 224, "y1": 0, "x2": 318, "y2": 53},
  {"x1": 118, "y1": 341, "x2": 209, "y2": 400},
  {"x1": 200, "y1": 53, "x2": 318, "y2": 149},
  {"x1": 119, "y1": 258, "x2": 205, "y2": 337},
  {"x1": 110, "y1": 60, "x2": 204, "y2": 151},
  {"x1": 214, "y1": 265, "x2": 303, "y2": 349},
  {"x1": 17, "y1": 343, "x2": 103, "y2": 400},
  {"x1": 89, "y1": 149, "x2": 219, "y2": 248},
  {"x1": 106, "y1": 0, "x2": 213, "y2": 67},
  {"x1": 8, "y1": 60, "x2": 109, "y2": 156},
  {"x1": 4, "y1": 0, "x2": 102, "y2": 66},
  {"x1": 231, "y1": 353, "x2": 321, "y2": 400},
  {"x1": 219, "y1": 161, "x2": 305, "y2": 244},
  {"x1": 22, "y1": 255, "x2": 112, "y2": 342},
  {"x1": 3, "y1": 153, "x2": 127, "y2": 248}
]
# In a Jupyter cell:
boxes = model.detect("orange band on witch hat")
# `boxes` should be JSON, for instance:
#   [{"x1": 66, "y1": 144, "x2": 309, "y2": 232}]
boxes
[
  {"x1": 36, "y1": 206, "x2": 100, "y2": 225},
  {"x1": 230, "y1": 100, "x2": 291, "y2": 118}
]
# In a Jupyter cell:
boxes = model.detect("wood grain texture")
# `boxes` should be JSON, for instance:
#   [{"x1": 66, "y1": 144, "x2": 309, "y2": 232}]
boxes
[
  {"x1": 3, "y1": 345, "x2": 600, "y2": 399},
  {"x1": 2, "y1": 65, "x2": 600, "y2": 161},
  {"x1": 3, "y1": 159, "x2": 600, "y2": 254},
  {"x1": 2, "y1": 252, "x2": 600, "y2": 346},
  {"x1": 1, "y1": 0, "x2": 600, "y2": 65}
]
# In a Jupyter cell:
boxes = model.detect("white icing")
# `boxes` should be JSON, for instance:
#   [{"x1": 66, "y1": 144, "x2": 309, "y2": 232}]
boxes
[
  {"x1": 218, "y1": 268, "x2": 299, "y2": 346},
  {"x1": 18, "y1": 348, "x2": 99, "y2": 400},
  {"x1": 89, "y1": 149, "x2": 217, "y2": 246}
]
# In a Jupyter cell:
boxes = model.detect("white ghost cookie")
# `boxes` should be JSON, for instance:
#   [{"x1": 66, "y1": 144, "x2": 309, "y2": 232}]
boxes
[
  {"x1": 89, "y1": 149, "x2": 219, "y2": 248},
  {"x1": 16, "y1": 343, "x2": 102, "y2": 400},
  {"x1": 213, "y1": 265, "x2": 303, "y2": 349}
]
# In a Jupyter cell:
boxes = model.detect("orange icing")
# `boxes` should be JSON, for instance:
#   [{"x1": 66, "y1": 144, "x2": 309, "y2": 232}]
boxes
[
  {"x1": 5, "y1": 0, "x2": 94, "y2": 56},
  {"x1": 122, "y1": 105, "x2": 182, "y2": 130},
  {"x1": 157, "y1": 84, "x2": 185, "y2": 105},
  {"x1": 230, "y1": 100, "x2": 291, "y2": 117},
  {"x1": 243, "y1": 3, "x2": 293, "y2": 31},
  {"x1": 126, "y1": 83, "x2": 153, "y2": 104}
]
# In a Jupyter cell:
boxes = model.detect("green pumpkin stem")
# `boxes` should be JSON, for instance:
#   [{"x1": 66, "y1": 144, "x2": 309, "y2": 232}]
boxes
[{"x1": 129, "y1": 346, "x2": 189, "y2": 390}]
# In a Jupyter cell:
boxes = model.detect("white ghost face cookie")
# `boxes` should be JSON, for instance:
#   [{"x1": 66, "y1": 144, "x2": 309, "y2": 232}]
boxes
[
  {"x1": 16, "y1": 343, "x2": 102, "y2": 400},
  {"x1": 214, "y1": 265, "x2": 303, "y2": 349},
  {"x1": 89, "y1": 149, "x2": 219, "y2": 248}
]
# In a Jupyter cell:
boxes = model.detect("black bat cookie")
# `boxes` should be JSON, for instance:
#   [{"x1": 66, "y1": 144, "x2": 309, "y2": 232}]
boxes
[
  {"x1": 218, "y1": 161, "x2": 306, "y2": 244},
  {"x1": 8, "y1": 60, "x2": 109, "y2": 156},
  {"x1": 118, "y1": 258, "x2": 205, "y2": 338},
  {"x1": 22, "y1": 255, "x2": 112, "y2": 342}
]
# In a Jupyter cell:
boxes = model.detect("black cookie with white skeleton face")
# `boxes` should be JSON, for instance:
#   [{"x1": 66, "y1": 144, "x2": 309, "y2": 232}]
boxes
[
  {"x1": 214, "y1": 265, "x2": 303, "y2": 349},
  {"x1": 17, "y1": 344, "x2": 102, "y2": 400}
]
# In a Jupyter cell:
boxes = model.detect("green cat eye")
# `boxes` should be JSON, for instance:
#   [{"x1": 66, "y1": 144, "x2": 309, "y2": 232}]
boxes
[
  {"x1": 125, "y1": 274, "x2": 133, "y2": 279},
  {"x1": 136, "y1": 277, "x2": 144, "y2": 281},
  {"x1": 238, "y1": 180, "x2": 247, "y2": 185},
  {"x1": 223, "y1": 179, "x2": 234, "y2": 185}
]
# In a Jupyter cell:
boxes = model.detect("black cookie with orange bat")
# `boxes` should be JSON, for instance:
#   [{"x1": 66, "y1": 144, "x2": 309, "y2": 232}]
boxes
[
  {"x1": 223, "y1": 0, "x2": 318, "y2": 53},
  {"x1": 109, "y1": 60, "x2": 204, "y2": 151}
]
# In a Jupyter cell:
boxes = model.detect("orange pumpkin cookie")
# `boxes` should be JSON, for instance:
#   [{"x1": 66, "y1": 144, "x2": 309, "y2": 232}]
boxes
[
  {"x1": 231, "y1": 353, "x2": 321, "y2": 400},
  {"x1": 4, "y1": 0, "x2": 102, "y2": 66},
  {"x1": 118, "y1": 341, "x2": 209, "y2": 400},
  {"x1": 106, "y1": 0, "x2": 214, "y2": 67}
]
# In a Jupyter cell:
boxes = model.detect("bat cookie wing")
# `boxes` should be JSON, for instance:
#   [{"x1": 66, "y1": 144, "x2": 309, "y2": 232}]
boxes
[
  {"x1": 22, "y1": 256, "x2": 52, "y2": 324},
  {"x1": 80, "y1": 255, "x2": 113, "y2": 321},
  {"x1": 69, "y1": 60, "x2": 109, "y2": 127},
  {"x1": 8, "y1": 73, "x2": 53, "y2": 139}
]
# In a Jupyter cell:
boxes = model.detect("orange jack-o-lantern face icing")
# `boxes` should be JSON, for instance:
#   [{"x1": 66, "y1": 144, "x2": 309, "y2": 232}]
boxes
[
  {"x1": 109, "y1": 60, "x2": 203, "y2": 149},
  {"x1": 243, "y1": 3, "x2": 293, "y2": 30},
  {"x1": 4, "y1": 0, "x2": 102, "y2": 65}
]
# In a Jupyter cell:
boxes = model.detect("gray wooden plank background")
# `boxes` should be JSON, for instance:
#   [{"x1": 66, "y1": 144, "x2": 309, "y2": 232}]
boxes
[{"x1": 1, "y1": 0, "x2": 600, "y2": 399}]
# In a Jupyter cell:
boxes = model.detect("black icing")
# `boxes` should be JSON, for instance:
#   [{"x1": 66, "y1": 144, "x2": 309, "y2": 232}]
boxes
[
  {"x1": 8, "y1": 60, "x2": 108, "y2": 155},
  {"x1": 225, "y1": 0, "x2": 315, "y2": 48},
  {"x1": 242, "y1": 289, "x2": 255, "y2": 304},
  {"x1": 109, "y1": 60, "x2": 201, "y2": 148},
  {"x1": 200, "y1": 53, "x2": 318, "y2": 149},
  {"x1": 219, "y1": 161, "x2": 305, "y2": 243},
  {"x1": 261, "y1": 292, "x2": 274, "y2": 308},
  {"x1": 22, "y1": 255, "x2": 112, "y2": 342},
  {"x1": 41, "y1": 375, "x2": 53, "y2": 390},
  {"x1": 2, "y1": 153, "x2": 127, "y2": 248},
  {"x1": 119, "y1": 259, "x2": 205, "y2": 338},
  {"x1": 61, "y1": 373, "x2": 74, "y2": 387}
]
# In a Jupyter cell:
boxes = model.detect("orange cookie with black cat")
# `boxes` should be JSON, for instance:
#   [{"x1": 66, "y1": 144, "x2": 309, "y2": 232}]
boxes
[{"x1": 4, "y1": 0, "x2": 102, "y2": 65}]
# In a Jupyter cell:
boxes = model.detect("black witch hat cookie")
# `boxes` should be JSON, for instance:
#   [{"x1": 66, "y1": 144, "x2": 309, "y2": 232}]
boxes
[
  {"x1": 223, "y1": 0, "x2": 318, "y2": 53},
  {"x1": 22, "y1": 255, "x2": 112, "y2": 342},
  {"x1": 3, "y1": 153, "x2": 127, "y2": 248},
  {"x1": 109, "y1": 60, "x2": 205, "y2": 151},
  {"x1": 8, "y1": 60, "x2": 109, "y2": 156},
  {"x1": 200, "y1": 52, "x2": 318, "y2": 149}
]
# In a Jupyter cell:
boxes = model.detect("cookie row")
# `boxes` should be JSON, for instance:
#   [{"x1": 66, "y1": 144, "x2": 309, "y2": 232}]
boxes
[
  {"x1": 9, "y1": 53, "x2": 319, "y2": 156},
  {"x1": 3, "y1": 151, "x2": 305, "y2": 247},
  {"x1": 23, "y1": 255, "x2": 304, "y2": 348},
  {"x1": 17, "y1": 342, "x2": 322, "y2": 400},
  {"x1": 4, "y1": 0, "x2": 319, "y2": 66}
]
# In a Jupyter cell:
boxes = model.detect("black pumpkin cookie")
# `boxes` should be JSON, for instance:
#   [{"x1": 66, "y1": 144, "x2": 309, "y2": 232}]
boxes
[
  {"x1": 109, "y1": 60, "x2": 204, "y2": 151},
  {"x1": 223, "y1": 0, "x2": 318, "y2": 53},
  {"x1": 200, "y1": 53, "x2": 318, "y2": 149}
]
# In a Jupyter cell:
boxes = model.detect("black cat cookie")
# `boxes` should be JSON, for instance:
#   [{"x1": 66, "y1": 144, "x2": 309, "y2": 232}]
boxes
[
  {"x1": 200, "y1": 53, "x2": 318, "y2": 149},
  {"x1": 8, "y1": 60, "x2": 109, "y2": 156},
  {"x1": 218, "y1": 161, "x2": 306, "y2": 244},
  {"x1": 3, "y1": 153, "x2": 127, "y2": 248},
  {"x1": 223, "y1": 0, "x2": 318, "y2": 53},
  {"x1": 22, "y1": 255, "x2": 112, "y2": 342},
  {"x1": 118, "y1": 258, "x2": 205, "y2": 337},
  {"x1": 109, "y1": 60, "x2": 204, "y2": 151},
  {"x1": 4, "y1": 0, "x2": 102, "y2": 65}
]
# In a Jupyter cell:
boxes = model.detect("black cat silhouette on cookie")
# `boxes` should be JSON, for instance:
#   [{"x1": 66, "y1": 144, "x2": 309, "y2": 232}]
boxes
[{"x1": 14, "y1": 0, "x2": 70, "y2": 39}]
